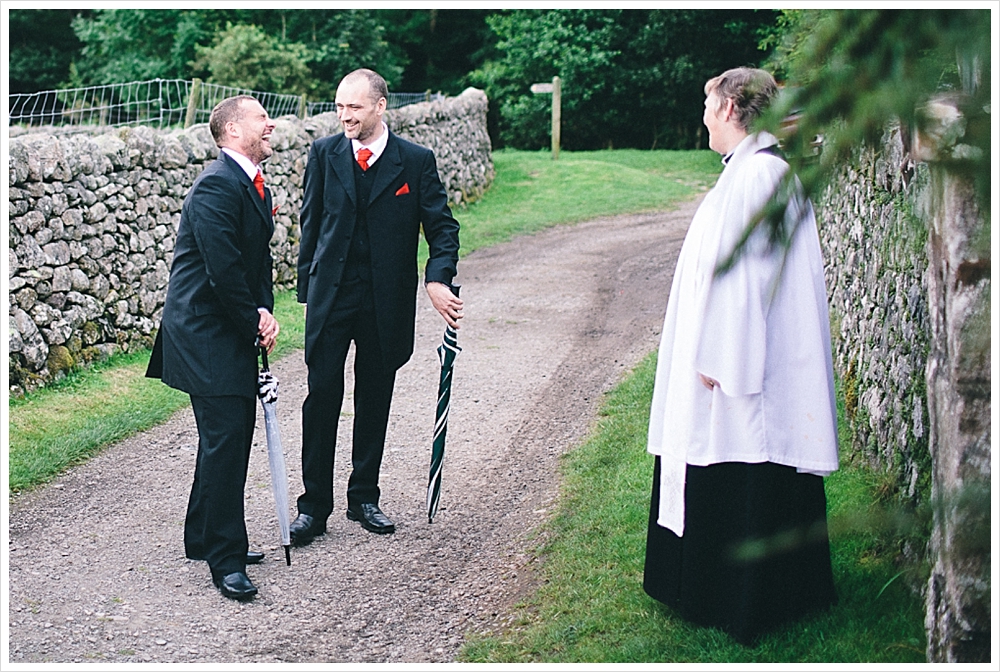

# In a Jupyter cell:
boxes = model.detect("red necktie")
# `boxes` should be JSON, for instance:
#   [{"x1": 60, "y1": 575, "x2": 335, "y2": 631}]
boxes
[
  {"x1": 357, "y1": 148, "x2": 373, "y2": 171},
  {"x1": 253, "y1": 170, "x2": 265, "y2": 200}
]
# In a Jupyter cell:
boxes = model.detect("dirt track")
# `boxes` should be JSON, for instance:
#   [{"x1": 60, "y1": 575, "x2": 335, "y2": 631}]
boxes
[{"x1": 7, "y1": 200, "x2": 696, "y2": 664}]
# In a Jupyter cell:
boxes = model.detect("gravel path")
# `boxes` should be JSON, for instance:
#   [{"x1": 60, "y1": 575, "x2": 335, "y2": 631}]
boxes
[{"x1": 7, "y1": 200, "x2": 696, "y2": 664}]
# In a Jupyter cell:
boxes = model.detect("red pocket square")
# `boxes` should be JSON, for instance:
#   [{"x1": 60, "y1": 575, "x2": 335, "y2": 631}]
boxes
[
  {"x1": 271, "y1": 204, "x2": 280, "y2": 216},
  {"x1": 395, "y1": 183, "x2": 410, "y2": 196}
]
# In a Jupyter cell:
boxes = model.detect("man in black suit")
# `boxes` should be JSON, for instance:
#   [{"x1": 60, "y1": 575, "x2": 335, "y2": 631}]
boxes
[
  {"x1": 291, "y1": 69, "x2": 463, "y2": 542},
  {"x1": 147, "y1": 95, "x2": 279, "y2": 600}
]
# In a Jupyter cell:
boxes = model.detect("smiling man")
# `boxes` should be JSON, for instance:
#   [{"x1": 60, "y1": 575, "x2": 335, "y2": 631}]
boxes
[
  {"x1": 291, "y1": 69, "x2": 462, "y2": 544},
  {"x1": 147, "y1": 95, "x2": 279, "y2": 601}
]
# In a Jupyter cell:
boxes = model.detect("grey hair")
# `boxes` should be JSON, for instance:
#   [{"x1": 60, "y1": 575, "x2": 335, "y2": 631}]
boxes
[
  {"x1": 705, "y1": 68, "x2": 778, "y2": 131},
  {"x1": 209, "y1": 95, "x2": 258, "y2": 146}
]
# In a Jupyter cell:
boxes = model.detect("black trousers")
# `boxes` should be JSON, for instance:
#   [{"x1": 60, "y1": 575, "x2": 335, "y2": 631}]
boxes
[
  {"x1": 299, "y1": 279, "x2": 397, "y2": 520},
  {"x1": 185, "y1": 394, "x2": 256, "y2": 578},
  {"x1": 643, "y1": 457, "x2": 837, "y2": 645}
]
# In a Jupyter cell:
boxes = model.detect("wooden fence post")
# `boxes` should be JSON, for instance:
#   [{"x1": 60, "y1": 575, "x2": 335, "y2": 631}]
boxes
[
  {"x1": 184, "y1": 78, "x2": 202, "y2": 129},
  {"x1": 551, "y1": 76, "x2": 561, "y2": 160}
]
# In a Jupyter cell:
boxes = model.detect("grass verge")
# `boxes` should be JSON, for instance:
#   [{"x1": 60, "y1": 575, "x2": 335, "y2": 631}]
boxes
[
  {"x1": 8, "y1": 149, "x2": 721, "y2": 494},
  {"x1": 459, "y1": 353, "x2": 927, "y2": 663},
  {"x1": 7, "y1": 289, "x2": 307, "y2": 493}
]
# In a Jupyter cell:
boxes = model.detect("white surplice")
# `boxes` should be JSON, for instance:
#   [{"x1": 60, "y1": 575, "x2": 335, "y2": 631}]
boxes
[{"x1": 647, "y1": 132, "x2": 839, "y2": 536}]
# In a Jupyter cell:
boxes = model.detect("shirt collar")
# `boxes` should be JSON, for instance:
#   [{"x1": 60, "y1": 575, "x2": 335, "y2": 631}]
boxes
[
  {"x1": 220, "y1": 147, "x2": 260, "y2": 180},
  {"x1": 352, "y1": 122, "x2": 390, "y2": 165}
]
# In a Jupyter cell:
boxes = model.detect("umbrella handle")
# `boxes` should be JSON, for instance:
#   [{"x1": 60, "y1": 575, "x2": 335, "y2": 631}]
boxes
[
  {"x1": 259, "y1": 343, "x2": 269, "y2": 372},
  {"x1": 449, "y1": 283, "x2": 461, "y2": 298}
]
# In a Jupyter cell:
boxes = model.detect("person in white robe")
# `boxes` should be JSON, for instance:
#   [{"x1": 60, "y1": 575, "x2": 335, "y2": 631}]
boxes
[{"x1": 643, "y1": 67, "x2": 840, "y2": 645}]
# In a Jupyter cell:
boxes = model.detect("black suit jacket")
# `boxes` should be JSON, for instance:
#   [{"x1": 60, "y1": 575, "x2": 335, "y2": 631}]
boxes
[
  {"x1": 297, "y1": 131, "x2": 459, "y2": 371},
  {"x1": 148, "y1": 152, "x2": 275, "y2": 398}
]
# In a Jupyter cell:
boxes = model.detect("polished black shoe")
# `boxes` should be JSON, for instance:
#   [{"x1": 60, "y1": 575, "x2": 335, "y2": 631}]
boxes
[
  {"x1": 289, "y1": 513, "x2": 326, "y2": 546},
  {"x1": 347, "y1": 503, "x2": 396, "y2": 534},
  {"x1": 212, "y1": 572, "x2": 258, "y2": 601}
]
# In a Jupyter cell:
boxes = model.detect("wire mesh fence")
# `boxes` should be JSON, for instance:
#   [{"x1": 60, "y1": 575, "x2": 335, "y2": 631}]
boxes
[
  {"x1": 8, "y1": 78, "x2": 444, "y2": 130},
  {"x1": 8, "y1": 79, "x2": 193, "y2": 129}
]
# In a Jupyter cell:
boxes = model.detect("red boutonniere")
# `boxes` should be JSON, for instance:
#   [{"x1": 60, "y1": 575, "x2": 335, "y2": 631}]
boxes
[{"x1": 395, "y1": 183, "x2": 410, "y2": 196}]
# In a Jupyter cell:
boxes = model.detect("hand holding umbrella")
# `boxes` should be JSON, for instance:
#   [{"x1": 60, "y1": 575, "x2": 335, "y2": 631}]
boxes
[{"x1": 427, "y1": 284, "x2": 461, "y2": 523}]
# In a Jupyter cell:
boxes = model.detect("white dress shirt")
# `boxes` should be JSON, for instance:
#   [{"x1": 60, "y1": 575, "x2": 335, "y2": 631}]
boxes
[
  {"x1": 221, "y1": 147, "x2": 261, "y2": 180},
  {"x1": 351, "y1": 122, "x2": 390, "y2": 167}
]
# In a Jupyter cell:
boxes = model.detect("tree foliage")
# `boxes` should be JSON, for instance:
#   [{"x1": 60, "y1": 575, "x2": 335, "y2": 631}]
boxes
[
  {"x1": 762, "y1": 9, "x2": 991, "y2": 217},
  {"x1": 69, "y1": 9, "x2": 211, "y2": 85},
  {"x1": 63, "y1": 9, "x2": 406, "y2": 97},
  {"x1": 266, "y1": 9, "x2": 406, "y2": 98},
  {"x1": 191, "y1": 23, "x2": 314, "y2": 95},
  {"x1": 378, "y1": 8, "x2": 494, "y2": 95},
  {"x1": 7, "y1": 9, "x2": 87, "y2": 93},
  {"x1": 470, "y1": 9, "x2": 777, "y2": 150}
]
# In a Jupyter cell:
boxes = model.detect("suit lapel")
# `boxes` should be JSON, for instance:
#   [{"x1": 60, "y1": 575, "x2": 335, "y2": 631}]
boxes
[
  {"x1": 220, "y1": 153, "x2": 272, "y2": 229},
  {"x1": 369, "y1": 133, "x2": 403, "y2": 205},
  {"x1": 329, "y1": 135, "x2": 356, "y2": 206}
]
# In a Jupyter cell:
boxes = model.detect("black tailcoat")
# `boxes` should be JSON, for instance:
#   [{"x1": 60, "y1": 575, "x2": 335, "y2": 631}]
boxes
[
  {"x1": 297, "y1": 131, "x2": 459, "y2": 372},
  {"x1": 147, "y1": 151, "x2": 274, "y2": 575}
]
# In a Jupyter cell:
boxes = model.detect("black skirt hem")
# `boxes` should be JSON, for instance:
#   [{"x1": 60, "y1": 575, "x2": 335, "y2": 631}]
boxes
[{"x1": 643, "y1": 457, "x2": 837, "y2": 645}]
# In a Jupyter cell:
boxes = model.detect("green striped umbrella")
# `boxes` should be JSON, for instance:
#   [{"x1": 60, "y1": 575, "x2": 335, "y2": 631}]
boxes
[{"x1": 427, "y1": 285, "x2": 461, "y2": 523}]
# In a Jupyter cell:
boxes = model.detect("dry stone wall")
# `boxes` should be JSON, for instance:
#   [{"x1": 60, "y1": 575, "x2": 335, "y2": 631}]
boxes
[
  {"x1": 818, "y1": 116, "x2": 990, "y2": 663},
  {"x1": 8, "y1": 88, "x2": 492, "y2": 394},
  {"x1": 817, "y1": 124, "x2": 932, "y2": 501}
]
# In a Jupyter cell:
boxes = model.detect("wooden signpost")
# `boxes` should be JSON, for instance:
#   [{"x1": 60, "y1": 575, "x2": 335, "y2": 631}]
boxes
[{"x1": 531, "y1": 76, "x2": 561, "y2": 160}]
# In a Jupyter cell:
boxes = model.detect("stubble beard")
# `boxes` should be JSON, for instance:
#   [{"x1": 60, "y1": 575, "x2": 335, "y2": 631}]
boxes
[{"x1": 245, "y1": 136, "x2": 272, "y2": 166}]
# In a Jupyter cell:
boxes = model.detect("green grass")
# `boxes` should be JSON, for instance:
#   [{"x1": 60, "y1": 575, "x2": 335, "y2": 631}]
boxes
[
  {"x1": 459, "y1": 353, "x2": 927, "y2": 663},
  {"x1": 9, "y1": 149, "x2": 720, "y2": 494},
  {"x1": 7, "y1": 289, "x2": 307, "y2": 493},
  {"x1": 454, "y1": 149, "x2": 720, "y2": 255}
]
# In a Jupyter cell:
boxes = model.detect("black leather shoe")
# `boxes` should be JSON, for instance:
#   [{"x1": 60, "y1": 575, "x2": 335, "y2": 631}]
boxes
[
  {"x1": 212, "y1": 572, "x2": 258, "y2": 601},
  {"x1": 289, "y1": 513, "x2": 326, "y2": 546},
  {"x1": 347, "y1": 503, "x2": 396, "y2": 534}
]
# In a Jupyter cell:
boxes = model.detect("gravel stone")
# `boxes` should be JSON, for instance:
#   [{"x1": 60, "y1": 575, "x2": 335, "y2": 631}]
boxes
[{"x1": 8, "y1": 203, "x2": 696, "y2": 664}]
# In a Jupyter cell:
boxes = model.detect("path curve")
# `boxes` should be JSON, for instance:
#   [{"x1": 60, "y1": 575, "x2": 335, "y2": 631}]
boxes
[{"x1": 8, "y1": 200, "x2": 696, "y2": 664}]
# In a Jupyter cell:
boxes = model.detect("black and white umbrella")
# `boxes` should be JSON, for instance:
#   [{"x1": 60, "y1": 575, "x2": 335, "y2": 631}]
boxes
[
  {"x1": 427, "y1": 285, "x2": 461, "y2": 523},
  {"x1": 258, "y1": 346, "x2": 291, "y2": 565}
]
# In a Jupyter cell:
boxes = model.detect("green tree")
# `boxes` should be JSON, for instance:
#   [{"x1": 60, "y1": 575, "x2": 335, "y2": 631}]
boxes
[
  {"x1": 471, "y1": 9, "x2": 777, "y2": 150},
  {"x1": 70, "y1": 9, "x2": 217, "y2": 84},
  {"x1": 276, "y1": 9, "x2": 407, "y2": 99},
  {"x1": 378, "y1": 9, "x2": 494, "y2": 95},
  {"x1": 760, "y1": 9, "x2": 990, "y2": 215},
  {"x1": 67, "y1": 9, "x2": 406, "y2": 99},
  {"x1": 8, "y1": 9, "x2": 88, "y2": 92},
  {"x1": 191, "y1": 23, "x2": 315, "y2": 95}
]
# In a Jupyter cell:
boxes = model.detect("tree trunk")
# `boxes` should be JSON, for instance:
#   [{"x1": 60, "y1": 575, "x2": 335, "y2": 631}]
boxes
[{"x1": 920, "y1": 102, "x2": 991, "y2": 663}]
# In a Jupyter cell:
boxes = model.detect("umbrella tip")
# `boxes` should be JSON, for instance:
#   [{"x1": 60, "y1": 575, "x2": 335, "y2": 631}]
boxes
[{"x1": 284, "y1": 545, "x2": 291, "y2": 566}]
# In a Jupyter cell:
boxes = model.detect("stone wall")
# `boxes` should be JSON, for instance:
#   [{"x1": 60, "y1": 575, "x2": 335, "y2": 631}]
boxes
[
  {"x1": 8, "y1": 88, "x2": 493, "y2": 394},
  {"x1": 817, "y1": 124, "x2": 932, "y2": 502},
  {"x1": 817, "y1": 113, "x2": 990, "y2": 663}
]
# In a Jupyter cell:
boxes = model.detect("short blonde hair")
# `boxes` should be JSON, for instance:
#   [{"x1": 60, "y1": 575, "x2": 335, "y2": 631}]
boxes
[{"x1": 705, "y1": 68, "x2": 778, "y2": 131}]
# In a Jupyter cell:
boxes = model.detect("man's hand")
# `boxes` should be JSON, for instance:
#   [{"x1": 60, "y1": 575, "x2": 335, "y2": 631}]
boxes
[
  {"x1": 257, "y1": 308, "x2": 280, "y2": 353},
  {"x1": 426, "y1": 282, "x2": 464, "y2": 329}
]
